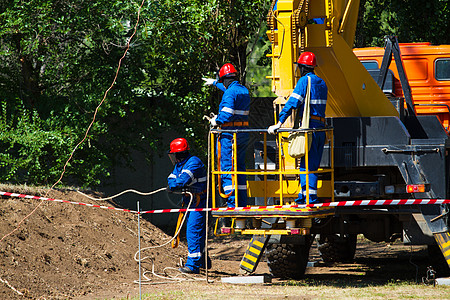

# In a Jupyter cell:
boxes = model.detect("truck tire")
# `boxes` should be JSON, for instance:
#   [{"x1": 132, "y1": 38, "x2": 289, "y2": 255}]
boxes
[
  {"x1": 316, "y1": 234, "x2": 357, "y2": 263},
  {"x1": 266, "y1": 243, "x2": 310, "y2": 279}
]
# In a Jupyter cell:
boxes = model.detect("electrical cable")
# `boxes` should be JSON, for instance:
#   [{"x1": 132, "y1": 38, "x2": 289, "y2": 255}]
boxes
[
  {"x1": 76, "y1": 187, "x2": 167, "y2": 201},
  {"x1": 76, "y1": 186, "x2": 183, "y2": 211},
  {"x1": 135, "y1": 192, "x2": 193, "y2": 255},
  {"x1": 133, "y1": 192, "x2": 212, "y2": 284}
]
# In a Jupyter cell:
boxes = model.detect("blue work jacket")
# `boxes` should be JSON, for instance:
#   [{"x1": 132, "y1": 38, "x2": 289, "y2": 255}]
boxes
[
  {"x1": 278, "y1": 72, "x2": 328, "y2": 128},
  {"x1": 167, "y1": 155, "x2": 207, "y2": 206},
  {"x1": 214, "y1": 81, "x2": 250, "y2": 125}
]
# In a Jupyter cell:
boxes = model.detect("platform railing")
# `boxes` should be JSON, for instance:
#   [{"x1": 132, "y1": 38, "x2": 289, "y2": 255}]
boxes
[{"x1": 210, "y1": 127, "x2": 334, "y2": 208}]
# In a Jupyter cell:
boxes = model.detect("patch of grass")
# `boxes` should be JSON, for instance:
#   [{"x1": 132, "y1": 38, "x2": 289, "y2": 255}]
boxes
[
  {"x1": 116, "y1": 282, "x2": 450, "y2": 300},
  {"x1": 116, "y1": 290, "x2": 185, "y2": 300},
  {"x1": 0, "y1": 183, "x2": 50, "y2": 196}
]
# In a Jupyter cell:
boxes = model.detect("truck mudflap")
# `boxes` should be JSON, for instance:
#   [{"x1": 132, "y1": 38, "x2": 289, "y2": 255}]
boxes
[
  {"x1": 434, "y1": 232, "x2": 450, "y2": 268},
  {"x1": 419, "y1": 205, "x2": 450, "y2": 268},
  {"x1": 239, "y1": 235, "x2": 270, "y2": 274}
]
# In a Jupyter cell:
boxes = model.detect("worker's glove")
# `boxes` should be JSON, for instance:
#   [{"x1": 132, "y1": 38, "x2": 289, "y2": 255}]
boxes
[
  {"x1": 202, "y1": 78, "x2": 216, "y2": 86},
  {"x1": 203, "y1": 112, "x2": 216, "y2": 122},
  {"x1": 268, "y1": 123, "x2": 281, "y2": 134},
  {"x1": 209, "y1": 115, "x2": 217, "y2": 127}
]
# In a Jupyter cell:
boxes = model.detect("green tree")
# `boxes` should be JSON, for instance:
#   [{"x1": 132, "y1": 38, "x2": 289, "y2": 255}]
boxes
[
  {"x1": 0, "y1": 0, "x2": 269, "y2": 187},
  {"x1": 0, "y1": 0, "x2": 143, "y2": 185},
  {"x1": 356, "y1": 0, "x2": 450, "y2": 47},
  {"x1": 4, "y1": 0, "x2": 447, "y2": 187}
]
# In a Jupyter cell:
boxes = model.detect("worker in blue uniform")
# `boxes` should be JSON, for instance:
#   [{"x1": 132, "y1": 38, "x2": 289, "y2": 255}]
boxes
[
  {"x1": 203, "y1": 63, "x2": 250, "y2": 208},
  {"x1": 167, "y1": 138, "x2": 209, "y2": 274},
  {"x1": 268, "y1": 52, "x2": 328, "y2": 204}
]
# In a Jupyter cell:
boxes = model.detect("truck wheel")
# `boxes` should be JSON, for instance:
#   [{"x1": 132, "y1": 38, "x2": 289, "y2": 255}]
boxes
[
  {"x1": 266, "y1": 242, "x2": 311, "y2": 279},
  {"x1": 316, "y1": 234, "x2": 357, "y2": 263}
]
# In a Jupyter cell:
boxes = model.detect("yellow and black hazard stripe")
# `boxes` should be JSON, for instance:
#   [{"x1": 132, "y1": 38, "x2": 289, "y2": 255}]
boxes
[
  {"x1": 433, "y1": 231, "x2": 450, "y2": 268},
  {"x1": 239, "y1": 235, "x2": 270, "y2": 273}
]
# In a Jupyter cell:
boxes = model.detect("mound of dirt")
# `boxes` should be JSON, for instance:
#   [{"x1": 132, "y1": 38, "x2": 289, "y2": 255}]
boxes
[
  {"x1": 0, "y1": 189, "x2": 189, "y2": 299},
  {"x1": 1, "y1": 187, "x2": 446, "y2": 299}
]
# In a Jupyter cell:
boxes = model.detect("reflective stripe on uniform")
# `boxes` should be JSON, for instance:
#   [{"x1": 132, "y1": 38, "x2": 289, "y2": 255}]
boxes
[
  {"x1": 235, "y1": 110, "x2": 249, "y2": 115},
  {"x1": 182, "y1": 169, "x2": 194, "y2": 180},
  {"x1": 310, "y1": 99, "x2": 327, "y2": 105},
  {"x1": 224, "y1": 185, "x2": 246, "y2": 191},
  {"x1": 302, "y1": 189, "x2": 317, "y2": 195},
  {"x1": 188, "y1": 176, "x2": 207, "y2": 186},
  {"x1": 168, "y1": 173, "x2": 176, "y2": 179},
  {"x1": 221, "y1": 107, "x2": 249, "y2": 115},
  {"x1": 224, "y1": 185, "x2": 233, "y2": 192},
  {"x1": 188, "y1": 251, "x2": 202, "y2": 258},
  {"x1": 290, "y1": 92, "x2": 302, "y2": 100},
  {"x1": 221, "y1": 107, "x2": 234, "y2": 114}
]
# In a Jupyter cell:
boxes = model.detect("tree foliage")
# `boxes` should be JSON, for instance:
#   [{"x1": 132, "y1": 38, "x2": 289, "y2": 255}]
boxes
[
  {"x1": 0, "y1": 0, "x2": 269, "y2": 187},
  {"x1": 1, "y1": 0, "x2": 449, "y2": 187},
  {"x1": 356, "y1": 0, "x2": 450, "y2": 47}
]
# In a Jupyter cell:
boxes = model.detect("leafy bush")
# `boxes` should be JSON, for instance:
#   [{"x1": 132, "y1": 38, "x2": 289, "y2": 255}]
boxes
[{"x1": 0, "y1": 99, "x2": 110, "y2": 186}]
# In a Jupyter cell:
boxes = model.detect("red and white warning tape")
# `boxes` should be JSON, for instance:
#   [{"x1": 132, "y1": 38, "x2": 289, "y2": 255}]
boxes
[
  {"x1": 140, "y1": 199, "x2": 450, "y2": 214},
  {"x1": 1, "y1": 191, "x2": 449, "y2": 214},
  {"x1": 0, "y1": 191, "x2": 138, "y2": 214}
]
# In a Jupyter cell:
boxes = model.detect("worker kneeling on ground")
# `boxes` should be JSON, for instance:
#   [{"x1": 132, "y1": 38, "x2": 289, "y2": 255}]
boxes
[
  {"x1": 167, "y1": 138, "x2": 210, "y2": 274},
  {"x1": 203, "y1": 63, "x2": 250, "y2": 208},
  {"x1": 268, "y1": 52, "x2": 328, "y2": 204}
]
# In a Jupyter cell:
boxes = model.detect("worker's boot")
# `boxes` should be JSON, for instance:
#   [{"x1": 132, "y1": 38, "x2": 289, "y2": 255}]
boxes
[{"x1": 178, "y1": 266, "x2": 195, "y2": 274}]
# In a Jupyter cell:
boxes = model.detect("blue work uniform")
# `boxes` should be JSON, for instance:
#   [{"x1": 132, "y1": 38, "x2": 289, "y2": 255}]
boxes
[
  {"x1": 167, "y1": 155, "x2": 208, "y2": 273},
  {"x1": 213, "y1": 80, "x2": 250, "y2": 207},
  {"x1": 278, "y1": 72, "x2": 328, "y2": 204}
]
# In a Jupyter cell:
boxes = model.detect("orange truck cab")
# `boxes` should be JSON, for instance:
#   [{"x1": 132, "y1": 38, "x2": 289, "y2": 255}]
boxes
[{"x1": 354, "y1": 43, "x2": 450, "y2": 131}]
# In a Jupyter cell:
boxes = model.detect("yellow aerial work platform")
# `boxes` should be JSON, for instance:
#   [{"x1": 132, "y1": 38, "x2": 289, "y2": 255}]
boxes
[{"x1": 210, "y1": 127, "x2": 335, "y2": 236}]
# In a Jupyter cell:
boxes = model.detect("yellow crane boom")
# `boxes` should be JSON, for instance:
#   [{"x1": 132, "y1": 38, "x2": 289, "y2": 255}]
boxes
[{"x1": 267, "y1": 0, "x2": 399, "y2": 118}]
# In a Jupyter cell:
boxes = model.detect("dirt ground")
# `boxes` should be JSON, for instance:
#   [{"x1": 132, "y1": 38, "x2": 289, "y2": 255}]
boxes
[{"x1": 0, "y1": 188, "x2": 449, "y2": 299}]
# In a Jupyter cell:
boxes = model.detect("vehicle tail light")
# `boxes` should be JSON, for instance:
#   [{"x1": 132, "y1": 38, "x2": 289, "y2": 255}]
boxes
[
  {"x1": 221, "y1": 227, "x2": 232, "y2": 234},
  {"x1": 406, "y1": 184, "x2": 425, "y2": 193}
]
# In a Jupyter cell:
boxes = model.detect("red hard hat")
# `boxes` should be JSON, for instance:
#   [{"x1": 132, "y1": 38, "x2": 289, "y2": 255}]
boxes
[
  {"x1": 169, "y1": 138, "x2": 190, "y2": 153},
  {"x1": 218, "y1": 63, "x2": 237, "y2": 81},
  {"x1": 297, "y1": 52, "x2": 317, "y2": 67}
]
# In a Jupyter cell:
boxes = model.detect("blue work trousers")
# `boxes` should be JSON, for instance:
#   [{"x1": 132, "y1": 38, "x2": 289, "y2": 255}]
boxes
[
  {"x1": 219, "y1": 132, "x2": 248, "y2": 207},
  {"x1": 296, "y1": 130, "x2": 326, "y2": 204},
  {"x1": 184, "y1": 198, "x2": 207, "y2": 273}
]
